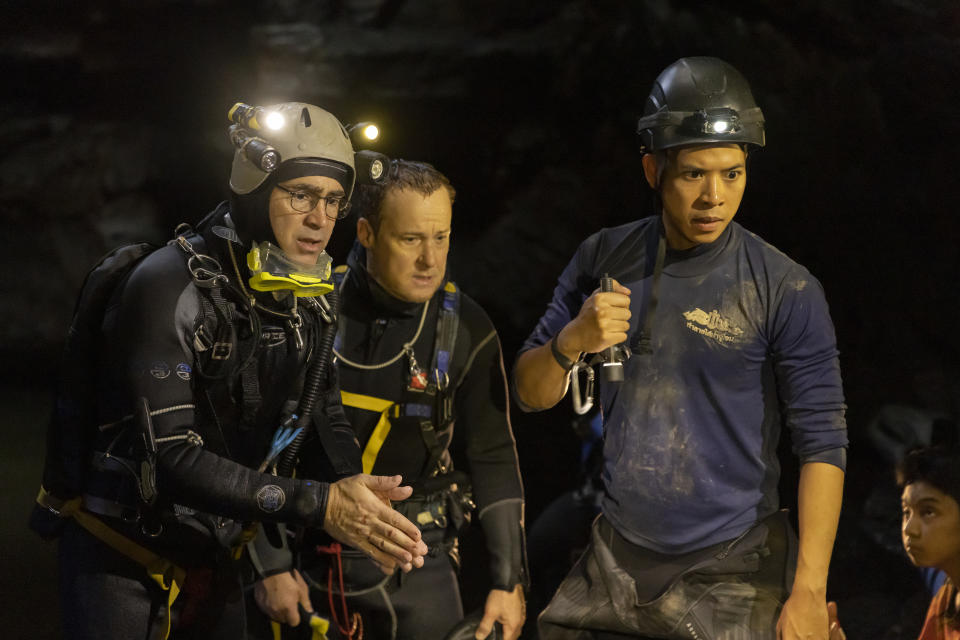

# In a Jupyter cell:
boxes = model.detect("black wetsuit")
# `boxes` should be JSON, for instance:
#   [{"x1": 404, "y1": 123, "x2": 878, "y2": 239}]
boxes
[
  {"x1": 320, "y1": 244, "x2": 525, "y2": 640},
  {"x1": 58, "y1": 204, "x2": 355, "y2": 640}
]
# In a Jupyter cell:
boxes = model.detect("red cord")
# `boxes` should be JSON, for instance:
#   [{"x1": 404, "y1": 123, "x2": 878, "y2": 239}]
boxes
[{"x1": 316, "y1": 542, "x2": 363, "y2": 640}]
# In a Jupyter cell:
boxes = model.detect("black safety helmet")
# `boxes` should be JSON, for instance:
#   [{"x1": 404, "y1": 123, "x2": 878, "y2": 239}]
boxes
[{"x1": 637, "y1": 57, "x2": 765, "y2": 153}]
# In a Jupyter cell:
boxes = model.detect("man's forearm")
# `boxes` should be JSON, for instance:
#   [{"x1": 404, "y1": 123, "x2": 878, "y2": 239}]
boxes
[
  {"x1": 793, "y1": 461, "x2": 845, "y2": 593},
  {"x1": 513, "y1": 342, "x2": 572, "y2": 411}
]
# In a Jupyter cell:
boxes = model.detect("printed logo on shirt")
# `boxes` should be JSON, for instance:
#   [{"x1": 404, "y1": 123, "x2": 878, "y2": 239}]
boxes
[
  {"x1": 256, "y1": 485, "x2": 286, "y2": 513},
  {"x1": 682, "y1": 308, "x2": 744, "y2": 345}
]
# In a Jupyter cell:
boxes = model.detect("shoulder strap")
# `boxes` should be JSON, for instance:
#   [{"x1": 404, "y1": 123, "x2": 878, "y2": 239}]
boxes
[
  {"x1": 419, "y1": 281, "x2": 461, "y2": 477},
  {"x1": 429, "y1": 281, "x2": 461, "y2": 393}
]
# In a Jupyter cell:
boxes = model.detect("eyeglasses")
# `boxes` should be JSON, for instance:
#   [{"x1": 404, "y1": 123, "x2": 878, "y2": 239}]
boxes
[{"x1": 276, "y1": 184, "x2": 352, "y2": 220}]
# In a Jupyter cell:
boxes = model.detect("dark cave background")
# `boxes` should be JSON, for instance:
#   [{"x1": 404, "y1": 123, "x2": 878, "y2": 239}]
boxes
[{"x1": 1, "y1": 1, "x2": 959, "y2": 638}]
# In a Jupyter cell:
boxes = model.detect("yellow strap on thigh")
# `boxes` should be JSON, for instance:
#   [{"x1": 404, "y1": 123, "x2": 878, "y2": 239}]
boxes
[
  {"x1": 56, "y1": 495, "x2": 186, "y2": 640},
  {"x1": 341, "y1": 391, "x2": 396, "y2": 474}
]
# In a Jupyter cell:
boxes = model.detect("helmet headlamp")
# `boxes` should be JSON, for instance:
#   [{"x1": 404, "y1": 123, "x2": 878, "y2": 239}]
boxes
[
  {"x1": 682, "y1": 108, "x2": 743, "y2": 136},
  {"x1": 246, "y1": 241, "x2": 334, "y2": 297}
]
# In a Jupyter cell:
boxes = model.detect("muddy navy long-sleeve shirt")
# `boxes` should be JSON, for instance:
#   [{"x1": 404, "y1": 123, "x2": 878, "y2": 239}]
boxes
[{"x1": 518, "y1": 217, "x2": 848, "y2": 553}]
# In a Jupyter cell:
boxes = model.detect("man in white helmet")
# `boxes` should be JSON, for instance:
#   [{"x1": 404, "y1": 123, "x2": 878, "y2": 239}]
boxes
[
  {"x1": 35, "y1": 101, "x2": 427, "y2": 639},
  {"x1": 514, "y1": 58, "x2": 848, "y2": 639}
]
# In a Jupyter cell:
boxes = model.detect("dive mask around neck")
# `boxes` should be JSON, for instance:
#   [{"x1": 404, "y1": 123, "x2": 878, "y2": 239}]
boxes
[{"x1": 246, "y1": 241, "x2": 334, "y2": 297}]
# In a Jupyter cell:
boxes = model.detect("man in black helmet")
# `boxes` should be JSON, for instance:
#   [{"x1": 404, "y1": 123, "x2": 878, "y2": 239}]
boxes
[
  {"x1": 514, "y1": 58, "x2": 848, "y2": 639},
  {"x1": 35, "y1": 102, "x2": 427, "y2": 639}
]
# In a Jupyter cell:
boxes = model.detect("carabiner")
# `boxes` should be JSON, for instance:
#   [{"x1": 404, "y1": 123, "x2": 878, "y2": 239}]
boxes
[{"x1": 570, "y1": 361, "x2": 595, "y2": 415}]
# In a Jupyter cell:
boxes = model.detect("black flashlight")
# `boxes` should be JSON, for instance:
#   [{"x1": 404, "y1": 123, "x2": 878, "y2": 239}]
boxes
[
  {"x1": 600, "y1": 273, "x2": 626, "y2": 383},
  {"x1": 229, "y1": 124, "x2": 279, "y2": 173}
]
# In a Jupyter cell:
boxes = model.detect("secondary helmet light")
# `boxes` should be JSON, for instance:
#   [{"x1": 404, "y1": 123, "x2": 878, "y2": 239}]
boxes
[
  {"x1": 347, "y1": 121, "x2": 380, "y2": 147},
  {"x1": 229, "y1": 124, "x2": 280, "y2": 173},
  {"x1": 246, "y1": 241, "x2": 334, "y2": 297},
  {"x1": 354, "y1": 150, "x2": 390, "y2": 185}
]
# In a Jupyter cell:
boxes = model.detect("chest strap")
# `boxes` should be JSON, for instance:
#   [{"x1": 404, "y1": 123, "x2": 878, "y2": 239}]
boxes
[
  {"x1": 340, "y1": 391, "x2": 434, "y2": 475},
  {"x1": 335, "y1": 270, "x2": 461, "y2": 478},
  {"x1": 341, "y1": 391, "x2": 392, "y2": 474}
]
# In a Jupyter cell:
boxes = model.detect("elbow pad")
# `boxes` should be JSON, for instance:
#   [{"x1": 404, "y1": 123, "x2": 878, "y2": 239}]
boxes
[{"x1": 479, "y1": 498, "x2": 529, "y2": 591}]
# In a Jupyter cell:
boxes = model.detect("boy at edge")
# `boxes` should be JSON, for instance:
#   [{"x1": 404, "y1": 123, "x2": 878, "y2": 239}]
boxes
[{"x1": 831, "y1": 447, "x2": 960, "y2": 639}]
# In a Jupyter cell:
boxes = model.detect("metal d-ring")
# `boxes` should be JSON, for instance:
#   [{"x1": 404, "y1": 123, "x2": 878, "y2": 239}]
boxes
[
  {"x1": 434, "y1": 368, "x2": 450, "y2": 391},
  {"x1": 187, "y1": 253, "x2": 228, "y2": 289}
]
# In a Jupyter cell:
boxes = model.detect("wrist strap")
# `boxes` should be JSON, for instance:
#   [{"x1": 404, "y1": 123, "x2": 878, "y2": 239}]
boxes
[{"x1": 550, "y1": 334, "x2": 578, "y2": 372}]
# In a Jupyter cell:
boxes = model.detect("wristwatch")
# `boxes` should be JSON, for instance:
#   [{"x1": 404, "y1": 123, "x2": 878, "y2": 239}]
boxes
[{"x1": 550, "y1": 334, "x2": 578, "y2": 372}]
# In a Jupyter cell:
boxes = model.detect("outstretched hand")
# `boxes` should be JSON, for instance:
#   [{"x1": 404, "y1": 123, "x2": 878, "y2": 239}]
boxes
[{"x1": 323, "y1": 473, "x2": 428, "y2": 574}]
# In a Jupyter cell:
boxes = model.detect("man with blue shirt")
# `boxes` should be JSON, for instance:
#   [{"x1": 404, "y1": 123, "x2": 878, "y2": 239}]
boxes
[{"x1": 513, "y1": 57, "x2": 847, "y2": 639}]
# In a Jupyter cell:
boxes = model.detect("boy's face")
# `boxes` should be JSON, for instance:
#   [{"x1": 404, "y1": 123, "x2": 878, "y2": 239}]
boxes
[{"x1": 901, "y1": 480, "x2": 960, "y2": 576}]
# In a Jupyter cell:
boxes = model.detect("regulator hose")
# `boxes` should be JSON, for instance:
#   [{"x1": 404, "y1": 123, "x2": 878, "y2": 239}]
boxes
[{"x1": 277, "y1": 289, "x2": 338, "y2": 477}]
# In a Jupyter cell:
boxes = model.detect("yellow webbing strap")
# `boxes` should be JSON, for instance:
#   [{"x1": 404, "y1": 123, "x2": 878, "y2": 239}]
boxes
[
  {"x1": 37, "y1": 487, "x2": 186, "y2": 640},
  {"x1": 270, "y1": 613, "x2": 330, "y2": 640},
  {"x1": 340, "y1": 391, "x2": 395, "y2": 474}
]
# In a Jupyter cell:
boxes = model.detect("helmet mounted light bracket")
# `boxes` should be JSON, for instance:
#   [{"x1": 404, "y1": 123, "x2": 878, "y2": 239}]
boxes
[{"x1": 636, "y1": 106, "x2": 765, "y2": 153}]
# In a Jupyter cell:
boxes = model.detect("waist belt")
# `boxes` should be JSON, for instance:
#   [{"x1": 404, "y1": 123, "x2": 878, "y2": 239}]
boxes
[
  {"x1": 36, "y1": 486, "x2": 186, "y2": 640},
  {"x1": 83, "y1": 493, "x2": 140, "y2": 522}
]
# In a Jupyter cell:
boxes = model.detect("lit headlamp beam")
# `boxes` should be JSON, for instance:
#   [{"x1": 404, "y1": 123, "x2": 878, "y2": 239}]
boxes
[
  {"x1": 264, "y1": 111, "x2": 286, "y2": 130},
  {"x1": 347, "y1": 121, "x2": 380, "y2": 146}
]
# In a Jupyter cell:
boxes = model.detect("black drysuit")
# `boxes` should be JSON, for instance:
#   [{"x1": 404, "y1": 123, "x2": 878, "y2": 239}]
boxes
[{"x1": 56, "y1": 204, "x2": 357, "y2": 639}]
